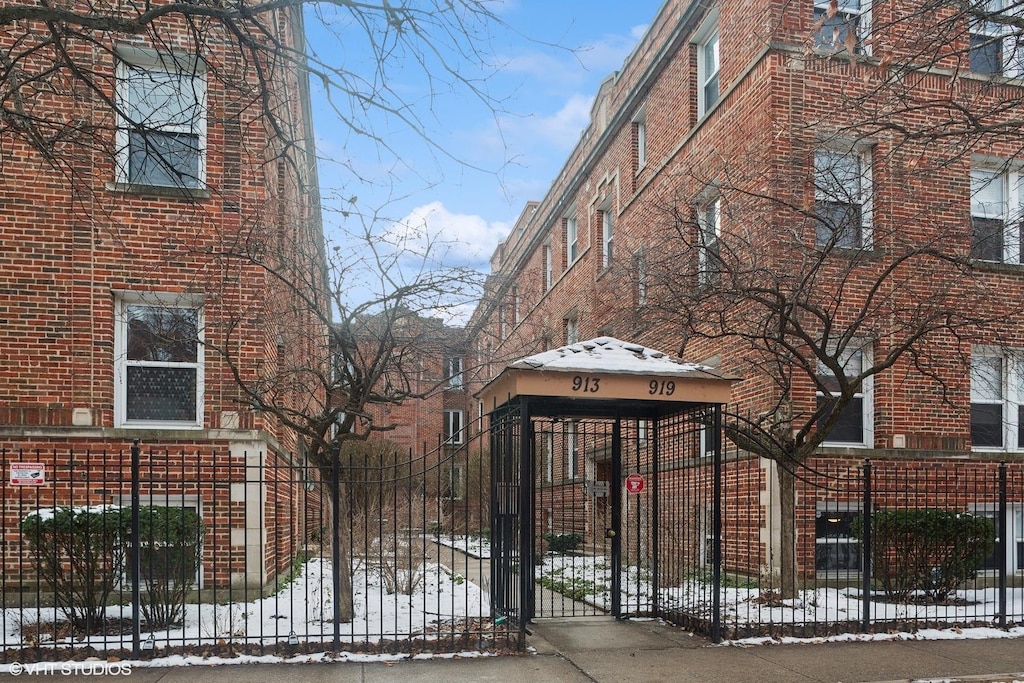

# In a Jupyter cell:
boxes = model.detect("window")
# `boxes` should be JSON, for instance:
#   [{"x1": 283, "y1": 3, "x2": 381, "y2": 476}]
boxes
[
  {"x1": 815, "y1": 148, "x2": 871, "y2": 249},
  {"x1": 543, "y1": 431, "x2": 554, "y2": 483},
  {"x1": 600, "y1": 204, "x2": 614, "y2": 269},
  {"x1": 971, "y1": 167, "x2": 1023, "y2": 263},
  {"x1": 565, "y1": 316, "x2": 579, "y2": 345},
  {"x1": 970, "y1": 0, "x2": 1024, "y2": 76},
  {"x1": 632, "y1": 104, "x2": 648, "y2": 172},
  {"x1": 443, "y1": 409, "x2": 464, "y2": 445},
  {"x1": 446, "y1": 357, "x2": 463, "y2": 388},
  {"x1": 115, "y1": 296, "x2": 203, "y2": 428},
  {"x1": 815, "y1": 345, "x2": 873, "y2": 446},
  {"x1": 697, "y1": 197, "x2": 722, "y2": 285},
  {"x1": 566, "y1": 420, "x2": 580, "y2": 479},
  {"x1": 971, "y1": 349, "x2": 1024, "y2": 450},
  {"x1": 816, "y1": 507, "x2": 862, "y2": 572},
  {"x1": 544, "y1": 244, "x2": 553, "y2": 291},
  {"x1": 566, "y1": 214, "x2": 579, "y2": 266},
  {"x1": 116, "y1": 49, "x2": 206, "y2": 189},
  {"x1": 634, "y1": 250, "x2": 648, "y2": 306},
  {"x1": 813, "y1": 0, "x2": 869, "y2": 54},
  {"x1": 697, "y1": 28, "x2": 720, "y2": 117},
  {"x1": 443, "y1": 466, "x2": 464, "y2": 500}
]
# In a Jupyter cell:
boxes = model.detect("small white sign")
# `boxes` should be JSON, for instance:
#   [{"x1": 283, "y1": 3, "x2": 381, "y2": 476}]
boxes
[{"x1": 10, "y1": 462, "x2": 45, "y2": 486}]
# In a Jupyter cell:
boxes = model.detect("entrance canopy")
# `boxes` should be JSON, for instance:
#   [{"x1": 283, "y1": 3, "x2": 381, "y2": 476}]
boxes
[{"x1": 479, "y1": 336, "x2": 735, "y2": 417}]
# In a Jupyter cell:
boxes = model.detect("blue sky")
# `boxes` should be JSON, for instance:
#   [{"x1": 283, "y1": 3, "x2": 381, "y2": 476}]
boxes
[{"x1": 307, "y1": 1, "x2": 664, "y2": 279}]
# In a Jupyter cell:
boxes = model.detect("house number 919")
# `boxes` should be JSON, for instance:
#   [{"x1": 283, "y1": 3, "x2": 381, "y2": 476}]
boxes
[
  {"x1": 649, "y1": 380, "x2": 676, "y2": 396},
  {"x1": 571, "y1": 375, "x2": 601, "y2": 393}
]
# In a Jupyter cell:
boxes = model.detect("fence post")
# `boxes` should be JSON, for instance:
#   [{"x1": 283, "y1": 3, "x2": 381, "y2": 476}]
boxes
[
  {"x1": 130, "y1": 440, "x2": 141, "y2": 658},
  {"x1": 331, "y1": 440, "x2": 341, "y2": 651},
  {"x1": 711, "y1": 405, "x2": 723, "y2": 644},
  {"x1": 861, "y1": 459, "x2": 872, "y2": 634},
  {"x1": 999, "y1": 462, "x2": 1007, "y2": 630}
]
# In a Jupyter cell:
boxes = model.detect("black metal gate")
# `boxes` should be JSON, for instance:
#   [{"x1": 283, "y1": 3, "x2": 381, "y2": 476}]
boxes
[{"x1": 489, "y1": 395, "x2": 725, "y2": 639}]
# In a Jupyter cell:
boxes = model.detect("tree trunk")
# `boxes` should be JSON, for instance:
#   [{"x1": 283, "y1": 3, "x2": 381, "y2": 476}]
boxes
[
  {"x1": 325, "y1": 477, "x2": 355, "y2": 623},
  {"x1": 777, "y1": 463, "x2": 798, "y2": 599}
]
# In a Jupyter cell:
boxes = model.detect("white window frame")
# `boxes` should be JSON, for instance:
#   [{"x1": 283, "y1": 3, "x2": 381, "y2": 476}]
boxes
[
  {"x1": 566, "y1": 213, "x2": 579, "y2": 266},
  {"x1": 815, "y1": 343, "x2": 874, "y2": 447},
  {"x1": 815, "y1": 503, "x2": 863, "y2": 575},
  {"x1": 601, "y1": 204, "x2": 614, "y2": 269},
  {"x1": 115, "y1": 47, "x2": 207, "y2": 189},
  {"x1": 113, "y1": 292, "x2": 204, "y2": 429},
  {"x1": 566, "y1": 420, "x2": 580, "y2": 479},
  {"x1": 633, "y1": 104, "x2": 648, "y2": 171},
  {"x1": 814, "y1": 147, "x2": 873, "y2": 249},
  {"x1": 697, "y1": 197, "x2": 721, "y2": 285},
  {"x1": 971, "y1": 347, "x2": 1024, "y2": 451},
  {"x1": 970, "y1": 503, "x2": 1024, "y2": 574},
  {"x1": 813, "y1": 0, "x2": 872, "y2": 55},
  {"x1": 971, "y1": 165, "x2": 1023, "y2": 263},
  {"x1": 444, "y1": 409, "x2": 464, "y2": 445},
  {"x1": 544, "y1": 244, "x2": 553, "y2": 291},
  {"x1": 970, "y1": 0, "x2": 1024, "y2": 77},
  {"x1": 446, "y1": 357, "x2": 463, "y2": 388},
  {"x1": 693, "y1": 13, "x2": 720, "y2": 119}
]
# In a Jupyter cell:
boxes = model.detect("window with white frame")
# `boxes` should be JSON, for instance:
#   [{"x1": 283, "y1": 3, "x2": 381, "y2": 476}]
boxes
[
  {"x1": 116, "y1": 49, "x2": 206, "y2": 189},
  {"x1": 813, "y1": 0, "x2": 870, "y2": 54},
  {"x1": 544, "y1": 244, "x2": 553, "y2": 291},
  {"x1": 971, "y1": 349, "x2": 1024, "y2": 449},
  {"x1": 697, "y1": 197, "x2": 722, "y2": 285},
  {"x1": 814, "y1": 148, "x2": 872, "y2": 249},
  {"x1": 601, "y1": 205, "x2": 614, "y2": 268},
  {"x1": 444, "y1": 409, "x2": 464, "y2": 445},
  {"x1": 815, "y1": 505, "x2": 862, "y2": 572},
  {"x1": 566, "y1": 420, "x2": 580, "y2": 479},
  {"x1": 971, "y1": 166, "x2": 1023, "y2": 263},
  {"x1": 970, "y1": 504, "x2": 1024, "y2": 573},
  {"x1": 970, "y1": 0, "x2": 1024, "y2": 76},
  {"x1": 815, "y1": 344, "x2": 873, "y2": 446},
  {"x1": 695, "y1": 22, "x2": 720, "y2": 118},
  {"x1": 565, "y1": 213, "x2": 579, "y2": 266},
  {"x1": 114, "y1": 295, "x2": 203, "y2": 428},
  {"x1": 543, "y1": 431, "x2": 554, "y2": 483},
  {"x1": 446, "y1": 357, "x2": 463, "y2": 388},
  {"x1": 633, "y1": 104, "x2": 648, "y2": 171}
]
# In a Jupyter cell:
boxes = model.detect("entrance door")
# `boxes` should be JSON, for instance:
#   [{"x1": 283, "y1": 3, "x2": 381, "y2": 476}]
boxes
[{"x1": 531, "y1": 417, "x2": 620, "y2": 618}]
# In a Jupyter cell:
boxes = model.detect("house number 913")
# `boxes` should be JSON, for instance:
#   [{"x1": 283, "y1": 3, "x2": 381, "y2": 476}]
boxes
[{"x1": 571, "y1": 375, "x2": 601, "y2": 393}]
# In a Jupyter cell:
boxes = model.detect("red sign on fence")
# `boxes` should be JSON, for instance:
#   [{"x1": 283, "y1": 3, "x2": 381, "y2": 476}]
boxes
[
  {"x1": 10, "y1": 462, "x2": 45, "y2": 486},
  {"x1": 625, "y1": 473, "x2": 645, "y2": 494}
]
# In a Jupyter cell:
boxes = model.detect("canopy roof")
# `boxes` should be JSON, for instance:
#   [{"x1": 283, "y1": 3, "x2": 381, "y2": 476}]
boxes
[{"x1": 479, "y1": 337, "x2": 735, "y2": 414}]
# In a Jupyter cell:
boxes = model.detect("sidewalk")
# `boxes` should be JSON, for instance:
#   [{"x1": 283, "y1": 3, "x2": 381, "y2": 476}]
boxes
[{"x1": 14, "y1": 618, "x2": 1024, "y2": 682}]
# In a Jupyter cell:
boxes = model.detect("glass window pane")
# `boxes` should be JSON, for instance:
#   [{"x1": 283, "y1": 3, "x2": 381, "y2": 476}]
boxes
[
  {"x1": 126, "y1": 366, "x2": 198, "y2": 421},
  {"x1": 125, "y1": 67, "x2": 201, "y2": 129},
  {"x1": 972, "y1": 216, "x2": 1005, "y2": 261},
  {"x1": 817, "y1": 395, "x2": 864, "y2": 442},
  {"x1": 129, "y1": 131, "x2": 201, "y2": 187},
  {"x1": 972, "y1": 169, "x2": 1005, "y2": 216},
  {"x1": 127, "y1": 306, "x2": 198, "y2": 362},
  {"x1": 971, "y1": 403, "x2": 1004, "y2": 447},
  {"x1": 971, "y1": 355, "x2": 1003, "y2": 402}
]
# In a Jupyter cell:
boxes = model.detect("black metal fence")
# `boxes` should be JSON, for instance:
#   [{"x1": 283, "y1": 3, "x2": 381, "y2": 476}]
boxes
[{"x1": 0, "y1": 433, "x2": 503, "y2": 663}]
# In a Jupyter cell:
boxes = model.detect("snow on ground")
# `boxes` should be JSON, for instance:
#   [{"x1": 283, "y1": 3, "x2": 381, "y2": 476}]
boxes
[{"x1": 4, "y1": 541, "x2": 1024, "y2": 671}]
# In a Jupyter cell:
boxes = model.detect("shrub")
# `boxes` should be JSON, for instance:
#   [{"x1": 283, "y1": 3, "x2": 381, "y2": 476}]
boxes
[
  {"x1": 21, "y1": 506, "x2": 126, "y2": 633},
  {"x1": 852, "y1": 509, "x2": 994, "y2": 602},
  {"x1": 120, "y1": 506, "x2": 205, "y2": 628},
  {"x1": 542, "y1": 533, "x2": 582, "y2": 554}
]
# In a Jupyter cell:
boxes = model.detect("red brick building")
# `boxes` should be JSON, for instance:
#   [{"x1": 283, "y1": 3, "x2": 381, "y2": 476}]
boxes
[
  {"x1": 0, "y1": 2, "x2": 326, "y2": 587},
  {"x1": 466, "y1": 0, "x2": 1024, "y2": 582}
]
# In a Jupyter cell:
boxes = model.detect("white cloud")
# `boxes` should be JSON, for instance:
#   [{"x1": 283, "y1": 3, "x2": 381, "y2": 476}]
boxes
[{"x1": 381, "y1": 201, "x2": 512, "y2": 269}]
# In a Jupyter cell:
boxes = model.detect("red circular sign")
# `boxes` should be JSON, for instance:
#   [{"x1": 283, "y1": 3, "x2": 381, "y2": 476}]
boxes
[{"x1": 625, "y1": 473, "x2": 645, "y2": 494}]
